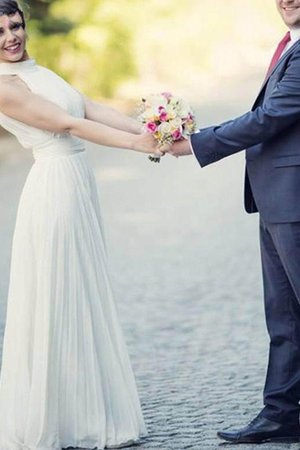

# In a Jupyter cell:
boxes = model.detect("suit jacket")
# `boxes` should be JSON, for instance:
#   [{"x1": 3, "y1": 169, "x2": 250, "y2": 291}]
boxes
[{"x1": 191, "y1": 39, "x2": 300, "y2": 223}]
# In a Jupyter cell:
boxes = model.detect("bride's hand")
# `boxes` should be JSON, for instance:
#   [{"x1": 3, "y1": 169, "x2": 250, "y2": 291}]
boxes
[{"x1": 132, "y1": 132, "x2": 170, "y2": 156}]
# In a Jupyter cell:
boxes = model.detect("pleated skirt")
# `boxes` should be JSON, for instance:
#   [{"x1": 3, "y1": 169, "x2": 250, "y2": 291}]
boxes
[{"x1": 0, "y1": 150, "x2": 147, "y2": 450}]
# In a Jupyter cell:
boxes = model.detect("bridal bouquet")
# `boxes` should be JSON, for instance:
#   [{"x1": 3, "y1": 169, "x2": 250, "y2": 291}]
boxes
[{"x1": 137, "y1": 92, "x2": 197, "y2": 163}]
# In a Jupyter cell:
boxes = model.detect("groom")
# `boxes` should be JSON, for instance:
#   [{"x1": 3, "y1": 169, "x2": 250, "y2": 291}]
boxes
[{"x1": 169, "y1": 0, "x2": 300, "y2": 444}]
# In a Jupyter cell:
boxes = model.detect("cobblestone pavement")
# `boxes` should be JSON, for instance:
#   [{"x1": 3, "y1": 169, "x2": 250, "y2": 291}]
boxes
[{"x1": 0, "y1": 80, "x2": 298, "y2": 450}]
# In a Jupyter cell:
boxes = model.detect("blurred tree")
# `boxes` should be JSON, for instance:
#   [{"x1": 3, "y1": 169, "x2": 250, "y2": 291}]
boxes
[
  {"x1": 22, "y1": 0, "x2": 282, "y2": 101},
  {"x1": 25, "y1": 0, "x2": 137, "y2": 98},
  {"x1": 20, "y1": 0, "x2": 73, "y2": 34}
]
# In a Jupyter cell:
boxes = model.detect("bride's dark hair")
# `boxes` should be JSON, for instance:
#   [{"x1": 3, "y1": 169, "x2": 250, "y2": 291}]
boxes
[{"x1": 0, "y1": 1, "x2": 25, "y2": 28}]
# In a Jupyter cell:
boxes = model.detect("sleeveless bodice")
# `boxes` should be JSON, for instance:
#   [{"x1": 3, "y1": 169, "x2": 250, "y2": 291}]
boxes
[{"x1": 0, "y1": 59, "x2": 86, "y2": 159}]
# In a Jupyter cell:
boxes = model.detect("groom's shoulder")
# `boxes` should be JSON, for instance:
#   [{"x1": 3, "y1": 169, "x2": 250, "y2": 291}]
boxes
[{"x1": 289, "y1": 40, "x2": 300, "y2": 60}]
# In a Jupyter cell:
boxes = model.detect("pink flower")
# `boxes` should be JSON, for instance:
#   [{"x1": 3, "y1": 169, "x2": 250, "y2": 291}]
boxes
[
  {"x1": 172, "y1": 129, "x2": 182, "y2": 140},
  {"x1": 161, "y1": 92, "x2": 173, "y2": 101},
  {"x1": 146, "y1": 122, "x2": 158, "y2": 133},
  {"x1": 159, "y1": 111, "x2": 168, "y2": 122}
]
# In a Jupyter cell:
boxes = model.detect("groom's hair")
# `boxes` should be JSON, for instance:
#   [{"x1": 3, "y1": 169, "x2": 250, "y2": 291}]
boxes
[{"x1": 0, "y1": 1, "x2": 26, "y2": 28}]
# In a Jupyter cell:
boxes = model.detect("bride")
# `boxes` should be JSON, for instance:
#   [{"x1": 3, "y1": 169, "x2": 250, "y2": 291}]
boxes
[{"x1": 0, "y1": 1, "x2": 162, "y2": 449}]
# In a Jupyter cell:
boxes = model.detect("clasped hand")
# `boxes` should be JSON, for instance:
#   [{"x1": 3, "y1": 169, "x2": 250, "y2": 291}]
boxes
[{"x1": 135, "y1": 132, "x2": 193, "y2": 158}]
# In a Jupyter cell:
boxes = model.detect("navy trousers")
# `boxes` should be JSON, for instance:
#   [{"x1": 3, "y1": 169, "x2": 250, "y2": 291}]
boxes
[{"x1": 259, "y1": 217, "x2": 300, "y2": 425}]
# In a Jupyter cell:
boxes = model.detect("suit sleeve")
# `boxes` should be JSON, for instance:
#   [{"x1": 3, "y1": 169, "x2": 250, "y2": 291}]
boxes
[{"x1": 191, "y1": 45, "x2": 300, "y2": 167}]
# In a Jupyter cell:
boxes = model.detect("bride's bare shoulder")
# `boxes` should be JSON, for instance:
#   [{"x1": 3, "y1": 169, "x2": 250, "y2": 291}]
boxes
[
  {"x1": 0, "y1": 74, "x2": 18, "y2": 84},
  {"x1": 0, "y1": 75, "x2": 30, "y2": 105},
  {"x1": 0, "y1": 74, "x2": 30, "y2": 88}
]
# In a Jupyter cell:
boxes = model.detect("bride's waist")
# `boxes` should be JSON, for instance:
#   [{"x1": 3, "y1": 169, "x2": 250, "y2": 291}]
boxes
[{"x1": 32, "y1": 137, "x2": 86, "y2": 160}]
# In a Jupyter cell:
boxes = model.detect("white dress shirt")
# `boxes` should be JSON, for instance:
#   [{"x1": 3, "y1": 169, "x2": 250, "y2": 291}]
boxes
[
  {"x1": 189, "y1": 28, "x2": 300, "y2": 157},
  {"x1": 282, "y1": 28, "x2": 300, "y2": 55}
]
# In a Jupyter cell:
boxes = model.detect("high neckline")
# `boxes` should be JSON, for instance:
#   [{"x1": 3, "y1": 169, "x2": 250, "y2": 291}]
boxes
[{"x1": 0, "y1": 59, "x2": 37, "y2": 75}]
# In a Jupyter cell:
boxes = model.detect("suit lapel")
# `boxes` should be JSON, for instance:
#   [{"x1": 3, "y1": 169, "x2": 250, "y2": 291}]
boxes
[{"x1": 254, "y1": 39, "x2": 300, "y2": 105}]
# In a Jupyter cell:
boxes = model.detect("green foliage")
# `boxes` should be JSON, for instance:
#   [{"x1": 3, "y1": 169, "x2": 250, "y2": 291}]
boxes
[
  {"x1": 26, "y1": 0, "x2": 136, "y2": 98},
  {"x1": 24, "y1": 0, "x2": 283, "y2": 100}
]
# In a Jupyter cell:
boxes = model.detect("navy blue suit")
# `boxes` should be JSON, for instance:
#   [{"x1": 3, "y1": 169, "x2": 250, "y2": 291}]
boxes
[{"x1": 191, "y1": 38, "x2": 300, "y2": 424}]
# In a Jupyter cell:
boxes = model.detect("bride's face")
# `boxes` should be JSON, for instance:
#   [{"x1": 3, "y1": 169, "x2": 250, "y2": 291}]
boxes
[{"x1": 0, "y1": 12, "x2": 26, "y2": 64}]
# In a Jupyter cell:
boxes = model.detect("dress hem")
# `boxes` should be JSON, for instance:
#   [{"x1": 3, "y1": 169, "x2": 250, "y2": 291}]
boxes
[{"x1": 0, "y1": 431, "x2": 148, "y2": 450}]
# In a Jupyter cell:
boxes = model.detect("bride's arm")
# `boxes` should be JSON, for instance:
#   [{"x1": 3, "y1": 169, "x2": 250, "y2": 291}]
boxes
[
  {"x1": 0, "y1": 81, "x2": 158, "y2": 154},
  {"x1": 81, "y1": 94, "x2": 142, "y2": 135}
]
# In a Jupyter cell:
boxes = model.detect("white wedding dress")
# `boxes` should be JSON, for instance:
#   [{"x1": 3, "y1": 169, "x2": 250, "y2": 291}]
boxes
[{"x1": 0, "y1": 59, "x2": 147, "y2": 450}]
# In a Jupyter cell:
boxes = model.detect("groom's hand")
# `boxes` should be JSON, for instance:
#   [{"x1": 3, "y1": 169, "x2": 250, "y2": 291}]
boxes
[{"x1": 168, "y1": 139, "x2": 192, "y2": 157}]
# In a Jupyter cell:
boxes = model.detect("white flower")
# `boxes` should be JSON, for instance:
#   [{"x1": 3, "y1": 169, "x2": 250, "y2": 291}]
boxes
[
  {"x1": 169, "y1": 95, "x2": 180, "y2": 107},
  {"x1": 179, "y1": 108, "x2": 191, "y2": 119},
  {"x1": 165, "y1": 105, "x2": 177, "y2": 120},
  {"x1": 158, "y1": 122, "x2": 172, "y2": 136},
  {"x1": 169, "y1": 117, "x2": 182, "y2": 130},
  {"x1": 146, "y1": 94, "x2": 168, "y2": 111}
]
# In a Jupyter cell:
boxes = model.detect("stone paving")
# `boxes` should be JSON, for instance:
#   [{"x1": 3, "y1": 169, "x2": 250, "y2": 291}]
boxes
[{"x1": 0, "y1": 82, "x2": 299, "y2": 450}]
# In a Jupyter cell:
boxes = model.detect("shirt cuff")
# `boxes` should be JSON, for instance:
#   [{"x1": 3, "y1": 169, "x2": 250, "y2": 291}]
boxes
[{"x1": 189, "y1": 130, "x2": 200, "y2": 157}]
